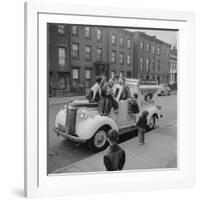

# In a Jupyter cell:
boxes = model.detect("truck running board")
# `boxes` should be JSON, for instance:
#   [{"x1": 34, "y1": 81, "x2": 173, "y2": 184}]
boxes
[{"x1": 119, "y1": 126, "x2": 137, "y2": 135}]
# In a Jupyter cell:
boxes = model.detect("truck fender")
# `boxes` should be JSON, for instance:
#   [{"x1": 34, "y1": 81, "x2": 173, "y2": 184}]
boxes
[
  {"x1": 55, "y1": 109, "x2": 66, "y2": 128},
  {"x1": 76, "y1": 115, "x2": 118, "y2": 140},
  {"x1": 142, "y1": 106, "x2": 160, "y2": 124}
]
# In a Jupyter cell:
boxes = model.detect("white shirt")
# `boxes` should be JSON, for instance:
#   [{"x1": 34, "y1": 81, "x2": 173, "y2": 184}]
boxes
[{"x1": 91, "y1": 83, "x2": 101, "y2": 101}]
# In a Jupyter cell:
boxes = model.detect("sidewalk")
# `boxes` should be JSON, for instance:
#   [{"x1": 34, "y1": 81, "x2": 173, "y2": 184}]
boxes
[{"x1": 53, "y1": 123, "x2": 177, "y2": 173}]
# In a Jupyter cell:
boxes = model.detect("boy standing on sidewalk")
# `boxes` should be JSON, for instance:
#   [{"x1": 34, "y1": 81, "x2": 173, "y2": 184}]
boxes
[
  {"x1": 136, "y1": 111, "x2": 149, "y2": 145},
  {"x1": 103, "y1": 129, "x2": 126, "y2": 171}
]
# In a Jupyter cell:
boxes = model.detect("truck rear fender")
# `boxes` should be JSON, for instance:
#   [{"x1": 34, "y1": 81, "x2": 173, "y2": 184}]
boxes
[{"x1": 144, "y1": 106, "x2": 160, "y2": 123}]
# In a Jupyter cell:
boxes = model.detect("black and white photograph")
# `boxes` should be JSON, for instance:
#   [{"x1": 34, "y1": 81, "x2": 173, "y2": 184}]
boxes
[{"x1": 47, "y1": 24, "x2": 178, "y2": 174}]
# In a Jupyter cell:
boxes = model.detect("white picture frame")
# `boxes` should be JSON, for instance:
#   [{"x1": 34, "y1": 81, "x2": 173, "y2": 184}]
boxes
[{"x1": 24, "y1": 1, "x2": 195, "y2": 197}]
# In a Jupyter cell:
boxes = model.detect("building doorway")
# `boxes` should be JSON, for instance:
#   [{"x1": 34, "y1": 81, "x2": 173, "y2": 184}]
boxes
[
  {"x1": 94, "y1": 62, "x2": 109, "y2": 80},
  {"x1": 157, "y1": 76, "x2": 160, "y2": 84}
]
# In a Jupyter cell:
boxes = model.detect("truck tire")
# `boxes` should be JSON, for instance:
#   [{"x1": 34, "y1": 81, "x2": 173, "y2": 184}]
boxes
[
  {"x1": 88, "y1": 128, "x2": 109, "y2": 152},
  {"x1": 148, "y1": 115, "x2": 156, "y2": 130}
]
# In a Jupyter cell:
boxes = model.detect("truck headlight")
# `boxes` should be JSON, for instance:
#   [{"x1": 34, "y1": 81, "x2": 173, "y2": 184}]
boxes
[
  {"x1": 79, "y1": 110, "x2": 89, "y2": 120},
  {"x1": 64, "y1": 105, "x2": 68, "y2": 110}
]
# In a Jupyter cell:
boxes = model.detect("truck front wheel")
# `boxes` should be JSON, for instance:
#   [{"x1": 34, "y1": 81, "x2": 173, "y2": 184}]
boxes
[{"x1": 88, "y1": 129, "x2": 108, "y2": 152}]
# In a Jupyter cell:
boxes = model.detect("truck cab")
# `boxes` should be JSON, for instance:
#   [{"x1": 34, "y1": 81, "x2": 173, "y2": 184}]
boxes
[{"x1": 53, "y1": 79, "x2": 162, "y2": 151}]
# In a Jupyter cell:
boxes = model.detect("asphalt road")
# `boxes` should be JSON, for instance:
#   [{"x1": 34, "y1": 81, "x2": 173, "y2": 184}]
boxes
[{"x1": 47, "y1": 94, "x2": 177, "y2": 174}]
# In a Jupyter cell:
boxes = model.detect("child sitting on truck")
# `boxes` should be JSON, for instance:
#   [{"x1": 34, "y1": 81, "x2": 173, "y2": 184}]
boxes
[
  {"x1": 130, "y1": 93, "x2": 140, "y2": 114},
  {"x1": 87, "y1": 76, "x2": 102, "y2": 102},
  {"x1": 119, "y1": 78, "x2": 130, "y2": 100},
  {"x1": 98, "y1": 87, "x2": 118, "y2": 116},
  {"x1": 103, "y1": 129, "x2": 126, "y2": 171}
]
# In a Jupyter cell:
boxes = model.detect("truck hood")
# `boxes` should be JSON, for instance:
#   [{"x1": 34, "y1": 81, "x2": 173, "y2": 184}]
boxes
[{"x1": 70, "y1": 99, "x2": 98, "y2": 108}]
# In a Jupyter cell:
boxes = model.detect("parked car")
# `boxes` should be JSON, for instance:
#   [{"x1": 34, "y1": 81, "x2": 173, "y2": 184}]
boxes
[
  {"x1": 158, "y1": 84, "x2": 171, "y2": 96},
  {"x1": 53, "y1": 79, "x2": 163, "y2": 152}
]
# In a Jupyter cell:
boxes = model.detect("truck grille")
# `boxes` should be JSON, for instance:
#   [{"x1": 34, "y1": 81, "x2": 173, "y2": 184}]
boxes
[{"x1": 66, "y1": 107, "x2": 77, "y2": 136}]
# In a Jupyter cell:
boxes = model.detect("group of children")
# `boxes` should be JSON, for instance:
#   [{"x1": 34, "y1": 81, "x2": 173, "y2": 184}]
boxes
[
  {"x1": 87, "y1": 74, "x2": 149, "y2": 171},
  {"x1": 87, "y1": 74, "x2": 131, "y2": 116}
]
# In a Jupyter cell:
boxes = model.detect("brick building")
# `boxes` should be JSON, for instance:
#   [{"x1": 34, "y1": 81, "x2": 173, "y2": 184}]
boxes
[
  {"x1": 48, "y1": 25, "x2": 174, "y2": 97},
  {"x1": 169, "y1": 47, "x2": 177, "y2": 89},
  {"x1": 48, "y1": 24, "x2": 71, "y2": 96},
  {"x1": 48, "y1": 24, "x2": 134, "y2": 96},
  {"x1": 132, "y1": 31, "x2": 171, "y2": 84},
  {"x1": 107, "y1": 28, "x2": 133, "y2": 79}
]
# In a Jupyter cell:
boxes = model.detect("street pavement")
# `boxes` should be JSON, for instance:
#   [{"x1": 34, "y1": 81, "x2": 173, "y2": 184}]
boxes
[
  {"x1": 48, "y1": 94, "x2": 177, "y2": 173},
  {"x1": 53, "y1": 122, "x2": 177, "y2": 173}
]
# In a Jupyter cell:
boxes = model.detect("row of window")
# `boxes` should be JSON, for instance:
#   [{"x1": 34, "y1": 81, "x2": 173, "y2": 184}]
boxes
[
  {"x1": 71, "y1": 68, "x2": 92, "y2": 88},
  {"x1": 141, "y1": 74, "x2": 168, "y2": 82},
  {"x1": 170, "y1": 60, "x2": 177, "y2": 70},
  {"x1": 140, "y1": 41, "x2": 161, "y2": 55},
  {"x1": 71, "y1": 68, "x2": 132, "y2": 88},
  {"x1": 72, "y1": 68, "x2": 132, "y2": 80},
  {"x1": 111, "y1": 71, "x2": 132, "y2": 79},
  {"x1": 58, "y1": 45, "x2": 132, "y2": 66},
  {"x1": 140, "y1": 57, "x2": 161, "y2": 72},
  {"x1": 111, "y1": 33, "x2": 131, "y2": 48},
  {"x1": 54, "y1": 69, "x2": 133, "y2": 90},
  {"x1": 58, "y1": 26, "x2": 168, "y2": 60},
  {"x1": 111, "y1": 51, "x2": 131, "y2": 65},
  {"x1": 58, "y1": 25, "x2": 132, "y2": 48},
  {"x1": 169, "y1": 73, "x2": 177, "y2": 83}
]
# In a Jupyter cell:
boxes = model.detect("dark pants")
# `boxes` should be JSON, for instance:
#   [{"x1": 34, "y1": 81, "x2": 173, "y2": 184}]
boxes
[{"x1": 138, "y1": 128, "x2": 145, "y2": 144}]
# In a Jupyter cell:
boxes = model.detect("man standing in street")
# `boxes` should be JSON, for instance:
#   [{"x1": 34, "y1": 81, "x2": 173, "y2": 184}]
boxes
[{"x1": 136, "y1": 111, "x2": 149, "y2": 145}]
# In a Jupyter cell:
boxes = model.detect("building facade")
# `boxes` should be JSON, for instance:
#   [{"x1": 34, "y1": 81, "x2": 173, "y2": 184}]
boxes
[
  {"x1": 132, "y1": 31, "x2": 171, "y2": 84},
  {"x1": 107, "y1": 28, "x2": 133, "y2": 79},
  {"x1": 48, "y1": 24, "x2": 134, "y2": 96},
  {"x1": 169, "y1": 47, "x2": 177, "y2": 89}
]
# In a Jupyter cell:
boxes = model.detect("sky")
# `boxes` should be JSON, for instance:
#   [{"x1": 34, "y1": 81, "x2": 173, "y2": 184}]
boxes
[{"x1": 126, "y1": 29, "x2": 178, "y2": 47}]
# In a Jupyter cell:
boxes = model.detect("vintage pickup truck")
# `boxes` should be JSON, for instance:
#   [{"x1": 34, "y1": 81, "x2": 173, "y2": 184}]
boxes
[{"x1": 53, "y1": 79, "x2": 162, "y2": 151}]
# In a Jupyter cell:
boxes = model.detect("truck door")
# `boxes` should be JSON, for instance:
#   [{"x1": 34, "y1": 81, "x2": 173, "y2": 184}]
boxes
[
  {"x1": 111, "y1": 99, "x2": 136, "y2": 128},
  {"x1": 116, "y1": 100, "x2": 128, "y2": 127}
]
